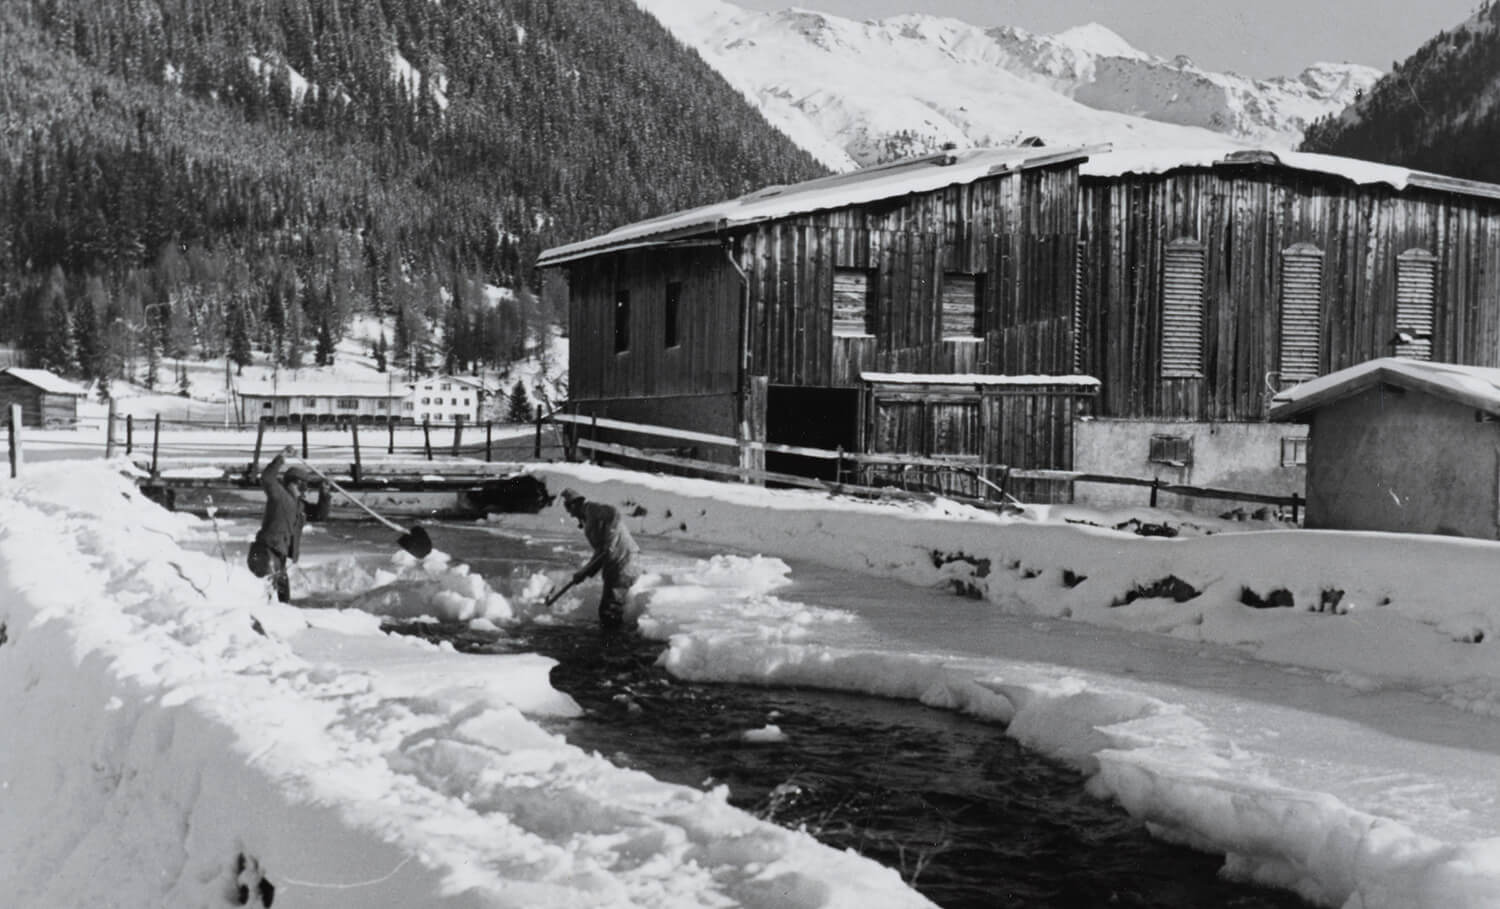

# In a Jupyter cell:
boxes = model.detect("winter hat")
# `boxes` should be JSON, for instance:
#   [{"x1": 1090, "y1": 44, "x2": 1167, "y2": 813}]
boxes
[
  {"x1": 560, "y1": 488, "x2": 584, "y2": 508},
  {"x1": 282, "y1": 466, "x2": 314, "y2": 485}
]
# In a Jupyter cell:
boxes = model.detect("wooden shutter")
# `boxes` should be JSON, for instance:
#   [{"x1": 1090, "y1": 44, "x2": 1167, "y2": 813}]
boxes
[
  {"x1": 1161, "y1": 239, "x2": 1205, "y2": 378},
  {"x1": 1279, "y1": 243, "x2": 1323, "y2": 382},
  {"x1": 942, "y1": 273, "x2": 980, "y2": 340},
  {"x1": 833, "y1": 269, "x2": 871, "y2": 336},
  {"x1": 1396, "y1": 249, "x2": 1436, "y2": 361},
  {"x1": 1072, "y1": 239, "x2": 1086, "y2": 374}
]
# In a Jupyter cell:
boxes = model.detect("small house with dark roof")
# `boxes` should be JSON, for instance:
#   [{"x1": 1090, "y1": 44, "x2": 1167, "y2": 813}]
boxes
[
  {"x1": 1269, "y1": 358, "x2": 1500, "y2": 538},
  {"x1": 0, "y1": 368, "x2": 87, "y2": 427}
]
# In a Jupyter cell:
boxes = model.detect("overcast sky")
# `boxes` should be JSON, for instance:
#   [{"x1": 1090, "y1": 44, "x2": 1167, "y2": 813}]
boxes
[{"x1": 732, "y1": 0, "x2": 1482, "y2": 77}]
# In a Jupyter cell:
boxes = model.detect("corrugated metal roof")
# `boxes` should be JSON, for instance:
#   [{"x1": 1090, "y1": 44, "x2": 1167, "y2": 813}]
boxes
[
  {"x1": 1269, "y1": 358, "x2": 1500, "y2": 421},
  {"x1": 1080, "y1": 147, "x2": 1500, "y2": 200},
  {"x1": 0, "y1": 368, "x2": 88, "y2": 396},
  {"x1": 537, "y1": 145, "x2": 1098, "y2": 267}
]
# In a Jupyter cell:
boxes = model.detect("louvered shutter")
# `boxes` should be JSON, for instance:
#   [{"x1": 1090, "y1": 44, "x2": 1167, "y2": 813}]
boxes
[
  {"x1": 1396, "y1": 249, "x2": 1436, "y2": 361},
  {"x1": 1161, "y1": 240, "x2": 1205, "y2": 378},
  {"x1": 833, "y1": 269, "x2": 871, "y2": 336},
  {"x1": 1072, "y1": 239, "x2": 1086, "y2": 374},
  {"x1": 1279, "y1": 243, "x2": 1323, "y2": 382}
]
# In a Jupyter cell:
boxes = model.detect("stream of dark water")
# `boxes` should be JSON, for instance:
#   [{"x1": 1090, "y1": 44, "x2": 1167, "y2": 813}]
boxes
[{"x1": 309, "y1": 521, "x2": 1314, "y2": 909}]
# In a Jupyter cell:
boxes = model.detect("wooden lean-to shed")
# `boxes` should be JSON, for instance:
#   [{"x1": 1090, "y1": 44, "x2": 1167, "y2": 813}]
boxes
[
  {"x1": 1269, "y1": 358, "x2": 1500, "y2": 538},
  {"x1": 0, "y1": 368, "x2": 87, "y2": 428},
  {"x1": 537, "y1": 146, "x2": 1099, "y2": 496},
  {"x1": 1071, "y1": 147, "x2": 1500, "y2": 508}
]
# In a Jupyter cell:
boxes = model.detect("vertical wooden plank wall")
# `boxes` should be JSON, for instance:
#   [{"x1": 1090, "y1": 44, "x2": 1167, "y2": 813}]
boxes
[
  {"x1": 1080, "y1": 165, "x2": 1500, "y2": 422},
  {"x1": 739, "y1": 162, "x2": 1082, "y2": 388}
]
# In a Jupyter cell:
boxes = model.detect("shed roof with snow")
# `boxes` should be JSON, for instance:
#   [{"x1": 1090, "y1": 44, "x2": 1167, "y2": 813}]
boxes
[
  {"x1": 0, "y1": 368, "x2": 87, "y2": 396},
  {"x1": 1268, "y1": 358, "x2": 1500, "y2": 421}
]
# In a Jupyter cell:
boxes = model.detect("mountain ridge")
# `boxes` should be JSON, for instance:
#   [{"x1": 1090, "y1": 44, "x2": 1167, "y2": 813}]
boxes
[{"x1": 639, "y1": 0, "x2": 1382, "y2": 169}]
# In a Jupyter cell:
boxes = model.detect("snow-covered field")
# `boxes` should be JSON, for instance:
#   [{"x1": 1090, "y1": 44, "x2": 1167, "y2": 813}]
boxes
[{"x1": 7, "y1": 453, "x2": 1500, "y2": 907}]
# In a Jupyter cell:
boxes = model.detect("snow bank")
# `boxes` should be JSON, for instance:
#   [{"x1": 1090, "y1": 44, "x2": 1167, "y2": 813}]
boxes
[{"x1": 0, "y1": 463, "x2": 931, "y2": 909}]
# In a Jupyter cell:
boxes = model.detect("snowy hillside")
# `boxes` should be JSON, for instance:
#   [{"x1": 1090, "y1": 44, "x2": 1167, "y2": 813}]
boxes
[{"x1": 637, "y1": 0, "x2": 1380, "y2": 169}]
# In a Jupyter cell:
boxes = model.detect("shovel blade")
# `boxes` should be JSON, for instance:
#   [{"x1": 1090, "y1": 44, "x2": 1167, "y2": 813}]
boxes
[{"x1": 398, "y1": 525, "x2": 433, "y2": 559}]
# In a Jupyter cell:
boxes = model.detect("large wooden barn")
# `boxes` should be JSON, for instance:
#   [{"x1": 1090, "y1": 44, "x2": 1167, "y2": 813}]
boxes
[
  {"x1": 539, "y1": 144, "x2": 1500, "y2": 505},
  {"x1": 537, "y1": 146, "x2": 1098, "y2": 497},
  {"x1": 1070, "y1": 147, "x2": 1500, "y2": 506}
]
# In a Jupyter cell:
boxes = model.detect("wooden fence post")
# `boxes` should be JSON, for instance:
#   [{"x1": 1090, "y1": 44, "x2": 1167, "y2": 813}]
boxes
[
  {"x1": 590, "y1": 413, "x2": 598, "y2": 465},
  {"x1": 300, "y1": 420, "x2": 309, "y2": 459},
  {"x1": 1291, "y1": 492, "x2": 1301, "y2": 525},
  {"x1": 452, "y1": 415, "x2": 464, "y2": 457},
  {"x1": 350, "y1": 420, "x2": 362, "y2": 482},
  {"x1": 7, "y1": 404, "x2": 21, "y2": 478},
  {"x1": 1149, "y1": 476, "x2": 1160, "y2": 508},
  {"x1": 485, "y1": 421, "x2": 493, "y2": 462},
  {"x1": 422, "y1": 417, "x2": 432, "y2": 460},
  {"x1": 834, "y1": 445, "x2": 844, "y2": 486},
  {"x1": 150, "y1": 414, "x2": 161, "y2": 479},
  {"x1": 387, "y1": 418, "x2": 395, "y2": 455},
  {"x1": 534, "y1": 405, "x2": 543, "y2": 460},
  {"x1": 126, "y1": 413, "x2": 134, "y2": 455},
  {"x1": 104, "y1": 397, "x2": 117, "y2": 459},
  {"x1": 249, "y1": 418, "x2": 267, "y2": 481}
]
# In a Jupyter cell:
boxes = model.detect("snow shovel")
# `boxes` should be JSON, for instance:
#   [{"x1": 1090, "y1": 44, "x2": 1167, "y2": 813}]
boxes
[
  {"x1": 543, "y1": 574, "x2": 583, "y2": 607},
  {"x1": 296, "y1": 462, "x2": 434, "y2": 559}
]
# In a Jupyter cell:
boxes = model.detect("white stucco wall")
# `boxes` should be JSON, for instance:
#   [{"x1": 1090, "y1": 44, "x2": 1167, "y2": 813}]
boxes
[{"x1": 1072, "y1": 419, "x2": 1307, "y2": 515}]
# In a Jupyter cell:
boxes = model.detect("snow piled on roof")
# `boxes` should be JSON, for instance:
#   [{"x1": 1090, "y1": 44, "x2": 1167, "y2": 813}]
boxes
[
  {"x1": 236, "y1": 380, "x2": 409, "y2": 399},
  {"x1": 539, "y1": 146, "x2": 1092, "y2": 265},
  {"x1": 1270, "y1": 357, "x2": 1500, "y2": 419},
  {"x1": 1079, "y1": 146, "x2": 1418, "y2": 191},
  {"x1": 1, "y1": 368, "x2": 88, "y2": 396}
]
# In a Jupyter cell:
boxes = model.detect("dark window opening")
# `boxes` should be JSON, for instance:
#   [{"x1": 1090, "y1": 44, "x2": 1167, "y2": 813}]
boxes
[
  {"x1": 614, "y1": 289, "x2": 630, "y2": 354},
  {"x1": 664, "y1": 282, "x2": 681, "y2": 349},
  {"x1": 1149, "y1": 434, "x2": 1193, "y2": 468}
]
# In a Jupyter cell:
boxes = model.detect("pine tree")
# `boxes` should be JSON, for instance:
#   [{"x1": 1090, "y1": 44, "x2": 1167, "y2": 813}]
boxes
[
  {"x1": 228, "y1": 303, "x2": 253, "y2": 375},
  {"x1": 505, "y1": 378, "x2": 530, "y2": 423},
  {"x1": 315, "y1": 312, "x2": 335, "y2": 366},
  {"x1": 375, "y1": 330, "x2": 388, "y2": 372}
]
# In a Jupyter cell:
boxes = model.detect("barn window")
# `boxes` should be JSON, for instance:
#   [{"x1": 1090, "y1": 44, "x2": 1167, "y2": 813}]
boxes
[
  {"x1": 942, "y1": 272, "x2": 983, "y2": 340},
  {"x1": 833, "y1": 268, "x2": 873, "y2": 336},
  {"x1": 1279, "y1": 243, "x2": 1323, "y2": 384},
  {"x1": 664, "y1": 282, "x2": 681, "y2": 349},
  {"x1": 1148, "y1": 434, "x2": 1193, "y2": 467},
  {"x1": 1395, "y1": 248, "x2": 1436, "y2": 361},
  {"x1": 1280, "y1": 436, "x2": 1309, "y2": 467},
  {"x1": 1161, "y1": 239, "x2": 1205, "y2": 378},
  {"x1": 614, "y1": 289, "x2": 630, "y2": 353}
]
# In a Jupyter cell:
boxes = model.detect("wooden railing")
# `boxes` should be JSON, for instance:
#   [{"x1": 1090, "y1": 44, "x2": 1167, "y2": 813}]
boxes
[{"x1": 547, "y1": 411, "x2": 1303, "y2": 521}]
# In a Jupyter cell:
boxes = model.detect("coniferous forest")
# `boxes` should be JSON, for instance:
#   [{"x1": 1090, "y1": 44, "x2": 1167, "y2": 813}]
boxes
[
  {"x1": 0, "y1": 0, "x2": 826, "y2": 389},
  {"x1": 1300, "y1": 1, "x2": 1500, "y2": 183}
]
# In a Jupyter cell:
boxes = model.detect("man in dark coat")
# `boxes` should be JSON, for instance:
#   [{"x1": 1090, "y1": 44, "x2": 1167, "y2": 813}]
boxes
[
  {"x1": 253, "y1": 446, "x2": 329, "y2": 602},
  {"x1": 561, "y1": 488, "x2": 641, "y2": 634}
]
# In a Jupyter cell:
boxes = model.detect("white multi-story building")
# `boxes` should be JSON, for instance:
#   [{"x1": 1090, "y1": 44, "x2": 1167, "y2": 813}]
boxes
[
  {"x1": 238, "y1": 380, "x2": 407, "y2": 425},
  {"x1": 405, "y1": 375, "x2": 487, "y2": 425}
]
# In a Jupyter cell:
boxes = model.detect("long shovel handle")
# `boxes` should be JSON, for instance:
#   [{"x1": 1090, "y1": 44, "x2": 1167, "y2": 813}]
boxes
[
  {"x1": 545, "y1": 576, "x2": 581, "y2": 607},
  {"x1": 296, "y1": 461, "x2": 407, "y2": 534}
]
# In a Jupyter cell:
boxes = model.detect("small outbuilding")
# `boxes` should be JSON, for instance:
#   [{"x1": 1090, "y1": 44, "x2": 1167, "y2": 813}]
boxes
[
  {"x1": 0, "y1": 368, "x2": 88, "y2": 428},
  {"x1": 1269, "y1": 357, "x2": 1500, "y2": 538}
]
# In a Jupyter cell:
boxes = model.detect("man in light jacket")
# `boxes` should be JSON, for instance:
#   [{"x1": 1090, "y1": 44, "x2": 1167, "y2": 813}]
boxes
[{"x1": 561, "y1": 488, "x2": 641, "y2": 634}]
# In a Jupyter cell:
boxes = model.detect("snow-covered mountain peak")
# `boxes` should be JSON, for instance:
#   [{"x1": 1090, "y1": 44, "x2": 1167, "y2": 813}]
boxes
[
  {"x1": 634, "y1": 0, "x2": 1379, "y2": 171},
  {"x1": 1053, "y1": 22, "x2": 1151, "y2": 60}
]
